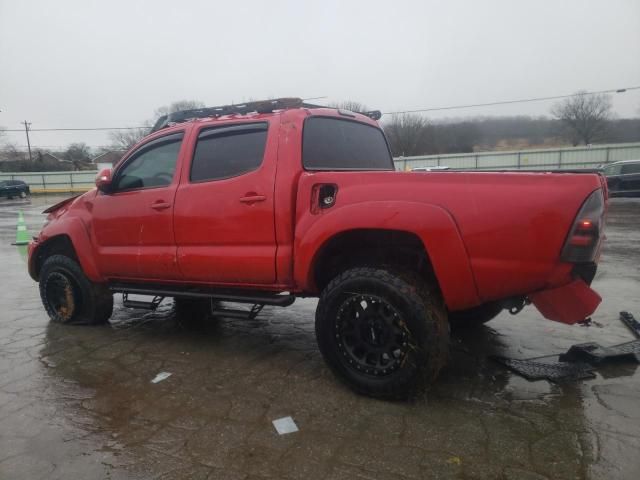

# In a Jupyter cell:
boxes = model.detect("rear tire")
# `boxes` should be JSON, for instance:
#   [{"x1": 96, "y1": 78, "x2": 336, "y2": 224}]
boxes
[
  {"x1": 449, "y1": 302, "x2": 502, "y2": 329},
  {"x1": 39, "y1": 255, "x2": 113, "y2": 325},
  {"x1": 315, "y1": 267, "x2": 449, "y2": 400}
]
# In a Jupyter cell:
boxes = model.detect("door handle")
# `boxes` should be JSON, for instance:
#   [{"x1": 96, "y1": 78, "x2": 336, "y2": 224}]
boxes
[
  {"x1": 151, "y1": 201, "x2": 171, "y2": 210},
  {"x1": 239, "y1": 194, "x2": 266, "y2": 204}
]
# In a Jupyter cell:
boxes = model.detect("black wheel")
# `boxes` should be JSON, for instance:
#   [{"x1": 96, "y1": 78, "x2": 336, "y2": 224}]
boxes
[
  {"x1": 174, "y1": 298, "x2": 217, "y2": 329},
  {"x1": 449, "y1": 302, "x2": 503, "y2": 329},
  {"x1": 20, "y1": 191, "x2": 27, "y2": 199},
  {"x1": 39, "y1": 255, "x2": 113, "y2": 325},
  {"x1": 315, "y1": 267, "x2": 449, "y2": 399}
]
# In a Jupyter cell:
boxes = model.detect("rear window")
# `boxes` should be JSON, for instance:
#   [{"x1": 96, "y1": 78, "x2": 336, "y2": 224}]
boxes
[{"x1": 303, "y1": 117, "x2": 393, "y2": 171}]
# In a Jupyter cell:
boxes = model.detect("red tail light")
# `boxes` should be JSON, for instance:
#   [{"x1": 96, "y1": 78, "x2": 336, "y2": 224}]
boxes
[{"x1": 561, "y1": 189, "x2": 605, "y2": 263}]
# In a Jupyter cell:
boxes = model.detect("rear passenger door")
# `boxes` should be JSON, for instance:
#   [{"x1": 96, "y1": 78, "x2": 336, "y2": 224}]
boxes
[{"x1": 174, "y1": 120, "x2": 279, "y2": 285}]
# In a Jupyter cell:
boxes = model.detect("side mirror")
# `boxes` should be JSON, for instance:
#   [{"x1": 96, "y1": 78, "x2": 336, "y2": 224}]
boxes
[{"x1": 95, "y1": 168, "x2": 113, "y2": 193}]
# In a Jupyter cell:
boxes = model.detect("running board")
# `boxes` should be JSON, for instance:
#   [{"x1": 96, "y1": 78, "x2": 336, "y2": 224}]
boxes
[
  {"x1": 110, "y1": 283, "x2": 295, "y2": 307},
  {"x1": 212, "y1": 304, "x2": 264, "y2": 320},
  {"x1": 122, "y1": 293, "x2": 164, "y2": 310}
]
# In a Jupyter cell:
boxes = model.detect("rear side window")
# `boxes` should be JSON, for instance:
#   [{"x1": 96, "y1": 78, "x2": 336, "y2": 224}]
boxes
[
  {"x1": 621, "y1": 162, "x2": 640, "y2": 175},
  {"x1": 190, "y1": 123, "x2": 268, "y2": 182},
  {"x1": 303, "y1": 117, "x2": 393, "y2": 171}
]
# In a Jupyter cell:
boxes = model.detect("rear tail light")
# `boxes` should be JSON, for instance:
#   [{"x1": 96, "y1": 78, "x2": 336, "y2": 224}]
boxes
[{"x1": 561, "y1": 189, "x2": 605, "y2": 263}]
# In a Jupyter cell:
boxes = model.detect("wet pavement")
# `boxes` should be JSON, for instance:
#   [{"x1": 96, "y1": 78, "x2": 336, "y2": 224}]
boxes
[{"x1": 1, "y1": 194, "x2": 639, "y2": 480}]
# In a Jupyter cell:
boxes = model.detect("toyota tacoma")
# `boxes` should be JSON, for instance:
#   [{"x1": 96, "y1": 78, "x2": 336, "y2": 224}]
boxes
[{"x1": 28, "y1": 98, "x2": 607, "y2": 398}]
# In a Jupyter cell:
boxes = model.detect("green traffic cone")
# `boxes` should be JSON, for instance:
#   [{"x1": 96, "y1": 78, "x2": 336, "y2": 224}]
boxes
[{"x1": 15, "y1": 211, "x2": 31, "y2": 246}]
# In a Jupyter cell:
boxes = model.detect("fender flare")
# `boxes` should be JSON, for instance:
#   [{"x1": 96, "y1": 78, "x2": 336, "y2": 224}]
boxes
[
  {"x1": 34, "y1": 217, "x2": 103, "y2": 283},
  {"x1": 294, "y1": 201, "x2": 481, "y2": 310}
]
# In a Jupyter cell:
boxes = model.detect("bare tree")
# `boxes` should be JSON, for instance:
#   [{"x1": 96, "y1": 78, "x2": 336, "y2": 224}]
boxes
[
  {"x1": 383, "y1": 113, "x2": 434, "y2": 157},
  {"x1": 108, "y1": 125, "x2": 150, "y2": 150},
  {"x1": 108, "y1": 100, "x2": 204, "y2": 150},
  {"x1": 63, "y1": 142, "x2": 92, "y2": 162},
  {"x1": 551, "y1": 91, "x2": 612, "y2": 145},
  {"x1": 154, "y1": 100, "x2": 206, "y2": 118},
  {"x1": 328, "y1": 100, "x2": 370, "y2": 113}
]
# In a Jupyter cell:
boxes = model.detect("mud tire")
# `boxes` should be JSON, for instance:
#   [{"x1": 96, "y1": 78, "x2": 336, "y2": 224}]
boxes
[
  {"x1": 39, "y1": 255, "x2": 113, "y2": 325},
  {"x1": 315, "y1": 267, "x2": 449, "y2": 400}
]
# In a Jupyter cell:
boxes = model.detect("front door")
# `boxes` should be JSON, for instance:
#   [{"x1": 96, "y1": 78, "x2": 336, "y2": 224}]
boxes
[
  {"x1": 91, "y1": 131, "x2": 186, "y2": 280},
  {"x1": 173, "y1": 120, "x2": 278, "y2": 285}
]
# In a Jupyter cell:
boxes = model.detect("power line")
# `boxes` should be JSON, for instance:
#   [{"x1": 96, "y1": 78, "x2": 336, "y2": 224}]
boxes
[
  {"x1": 2, "y1": 125, "x2": 149, "y2": 132},
  {"x1": 382, "y1": 86, "x2": 640, "y2": 115},
  {"x1": 1, "y1": 88, "x2": 636, "y2": 132}
]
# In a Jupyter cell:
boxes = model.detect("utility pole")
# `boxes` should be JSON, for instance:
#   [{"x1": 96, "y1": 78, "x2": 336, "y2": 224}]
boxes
[{"x1": 22, "y1": 120, "x2": 32, "y2": 161}]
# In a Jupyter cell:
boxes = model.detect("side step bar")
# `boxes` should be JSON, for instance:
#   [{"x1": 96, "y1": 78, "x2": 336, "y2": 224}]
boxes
[
  {"x1": 122, "y1": 293, "x2": 164, "y2": 310},
  {"x1": 110, "y1": 283, "x2": 295, "y2": 307}
]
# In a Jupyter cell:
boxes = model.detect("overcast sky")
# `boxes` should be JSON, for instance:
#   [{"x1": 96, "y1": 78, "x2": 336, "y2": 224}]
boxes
[{"x1": 1, "y1": 0, "x2": 639, "y2": 150}]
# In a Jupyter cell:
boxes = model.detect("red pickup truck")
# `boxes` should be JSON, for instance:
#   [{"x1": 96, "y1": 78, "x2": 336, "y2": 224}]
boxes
[{"x1": 28, "y1": 98, "x2": 606, "y2": 398}]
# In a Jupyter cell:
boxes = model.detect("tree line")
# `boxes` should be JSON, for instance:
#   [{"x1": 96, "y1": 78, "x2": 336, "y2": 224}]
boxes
[{"x1": 1, "y1": 93, "x2": 639, "y2": 171}]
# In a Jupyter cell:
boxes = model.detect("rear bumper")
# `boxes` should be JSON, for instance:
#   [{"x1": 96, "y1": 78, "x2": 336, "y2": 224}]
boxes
[{"x1": 529, "y1": 278, "x2": 601, "y2": 324}]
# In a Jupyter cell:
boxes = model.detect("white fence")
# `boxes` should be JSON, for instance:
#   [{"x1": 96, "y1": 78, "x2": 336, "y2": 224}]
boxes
[
  {"x1": 393, "y1": 142, "x2": 640, "y2": 171},
  {"x1": 2, "y1": 142, "x2": 640, "y2": 193},
  {"x1": 0, "y1": 171, "x2": 98, "y2": 193}
]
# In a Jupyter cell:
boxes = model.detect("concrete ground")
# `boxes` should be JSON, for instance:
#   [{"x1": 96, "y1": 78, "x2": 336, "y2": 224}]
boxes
[{"x1": 1, "y1": 194, "x2": 639, "y2": 480}]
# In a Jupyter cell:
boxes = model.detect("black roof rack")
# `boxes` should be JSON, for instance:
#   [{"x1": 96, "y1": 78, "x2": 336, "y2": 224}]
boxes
[{"x1": 150, "y1": 97, "x2": 382, "y2": 132}]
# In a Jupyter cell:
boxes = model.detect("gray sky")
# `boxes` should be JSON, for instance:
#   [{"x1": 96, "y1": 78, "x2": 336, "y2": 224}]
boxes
[{"x1": 1, "y1": 0, "x2": 639, "y2": 150}]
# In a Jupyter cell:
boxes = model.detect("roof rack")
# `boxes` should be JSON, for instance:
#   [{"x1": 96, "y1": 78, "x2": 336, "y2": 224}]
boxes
[{"x1": 150, "y1": 97, "x2": 382, "y2": 132}]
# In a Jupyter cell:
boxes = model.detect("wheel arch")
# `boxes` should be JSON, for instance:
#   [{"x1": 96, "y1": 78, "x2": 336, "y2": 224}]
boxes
[
  {"x1": 32, "y1": 219, "x2": 102, "y2": 282},
  {"x1": 294, "y1": 201, "x2": 481, "y2": 310}
]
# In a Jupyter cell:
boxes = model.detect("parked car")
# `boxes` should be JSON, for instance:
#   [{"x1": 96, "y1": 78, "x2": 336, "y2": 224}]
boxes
[
  {"x1": 27, "y1": 98, "x2": 607, "y2": 399},
  {"x1": 600, "y1": 159, "x2": 640, "y2": 197},
  {"x1": 411, "y1": 166, "x2": 450, "y2": 172},
  {"x1": 0, "y1": 180, "x2": 30, "y2": 199}
]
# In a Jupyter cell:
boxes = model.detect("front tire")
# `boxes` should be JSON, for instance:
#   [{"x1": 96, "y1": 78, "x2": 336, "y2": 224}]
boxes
[
  {"x1": 315, "y1": 267, "x2": 449, "y2": 399},
  {"x1": 39, "y1": 255, "x2": 113, "y2": 325}
]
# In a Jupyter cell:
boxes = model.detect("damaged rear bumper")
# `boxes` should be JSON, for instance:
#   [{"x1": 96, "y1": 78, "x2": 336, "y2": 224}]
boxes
[{"x1": 529, "y1": 278, "x2": 601, "y2": 325}]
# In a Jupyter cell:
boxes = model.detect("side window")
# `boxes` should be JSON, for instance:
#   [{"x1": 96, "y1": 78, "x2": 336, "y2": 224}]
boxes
[
  {"x1": 190, "y1": 123, "x2": 268, "y2": 182},
  {"x1": 113, "y1": 134, "x2": 183, "y2": 191},
  {"x1": 603, "y1": 164, "x2": 622, "y2": 176},
  {"x1": 621, "y1": 162, "x2": 640, "y2": 175}
]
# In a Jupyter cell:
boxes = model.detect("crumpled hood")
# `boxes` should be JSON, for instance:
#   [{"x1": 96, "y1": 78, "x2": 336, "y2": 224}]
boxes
[{"x1": 42, "y1": 194, "x2": 82, "y2": 214}]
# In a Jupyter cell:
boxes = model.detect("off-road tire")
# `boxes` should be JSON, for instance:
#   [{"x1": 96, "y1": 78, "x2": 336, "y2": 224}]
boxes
[
  {"x1": 315, "y1": 267, "x2": 449, "y2": 400},
  {"x1": 39, "y1": 255, "x2": 113, "y2": 325},
  {"x1": 449, "y1": 302, "x2": 503, "y2": 329}
]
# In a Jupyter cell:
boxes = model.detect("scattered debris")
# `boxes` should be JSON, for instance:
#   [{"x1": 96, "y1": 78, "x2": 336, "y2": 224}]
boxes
[
  {"x1": 491, "y1": 355, "x2": 596, "y2": 382},
  {"x1": 577, "y1": 317, "x2": 604, "y2": 328},
  {"x1": 272, "y1": 416, "x2": 299, "y2": 435},
  {"x1": 620, "y1": 311, "x2": 640, "y2": 338},
  {"x1": 493, "y1": 312, "x2": 640, "y2": 382},
  {"x1": 560, "y1": 340, "x2": 640, "y2": 364},
  {"x1": 151, "y1": 372, "x2": 172, "y2": 384}
]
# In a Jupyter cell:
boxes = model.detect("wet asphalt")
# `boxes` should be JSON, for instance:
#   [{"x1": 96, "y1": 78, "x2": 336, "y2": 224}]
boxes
[{"x1": 0, "y1": 194, "x2": 639, "y2": 480}]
